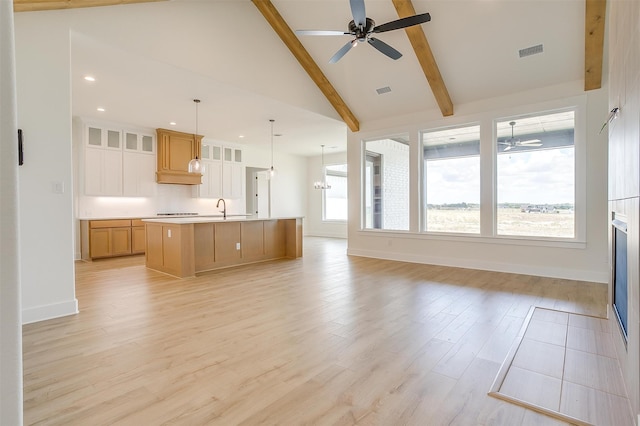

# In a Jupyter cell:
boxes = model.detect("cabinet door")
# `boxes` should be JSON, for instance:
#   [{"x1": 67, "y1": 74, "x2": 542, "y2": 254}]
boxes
[
  {"x1": 222, "y1": 162, "x2": 244, "y2": 199},
  {"x1": 123, "y1": 152, "x2": 155, "y2": 197},
  {"x1": 131, "y1": 226, "x2": 146, "y2": 254},
  {"x1": 85, "y1": 148, "x2": 123, "y2": 196},
  {"x1": 85, "y1": 148, "x2": 104, "y2": 195},
  {"x1": 89, "y1": 228, "x2": 111, "y2": 258},
  {"x1": 103, "y1": 150, "x2": 123, "y2": 196},
  {"x1": 200, "y1": 160, "x2": 222, "y2": 198},
  {"x1": 111, "y1": 227, "x2": 132, "y2": 256}
]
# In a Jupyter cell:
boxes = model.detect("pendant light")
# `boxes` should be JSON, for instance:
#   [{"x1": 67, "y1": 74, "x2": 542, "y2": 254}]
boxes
[
  {"x1": 269, "y1": 119, "x2": 276, "y2": 178},
  {"x1": 314, "y1": 145, "x2": 331, "y2": 190},
  {"x1": 188, "y1": 99, "x2": 202, "y2": 174}
]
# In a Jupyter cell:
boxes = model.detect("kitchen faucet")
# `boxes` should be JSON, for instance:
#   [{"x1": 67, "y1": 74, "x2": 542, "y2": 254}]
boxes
[{"x1": 216, "y1": 198, "x2": 226, "y2": 219}]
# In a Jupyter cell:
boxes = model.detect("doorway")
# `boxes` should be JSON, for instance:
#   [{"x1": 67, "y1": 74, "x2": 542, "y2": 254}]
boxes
[{"x1": 246, "y1": 167, "x2": 270, "y2": 218}]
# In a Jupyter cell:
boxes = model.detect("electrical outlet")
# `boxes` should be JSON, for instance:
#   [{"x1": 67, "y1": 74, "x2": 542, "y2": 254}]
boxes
[
  {"x1": 236, "y1": 242, "x2": 241, "y2": 250},
  {"x1": 167, "y1": 229, "x2": 172, "y2": 238}
]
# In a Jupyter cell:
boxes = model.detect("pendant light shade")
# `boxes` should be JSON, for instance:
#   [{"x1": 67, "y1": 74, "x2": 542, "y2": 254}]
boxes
[
  {"x1": 314, "y1": 145, "x2": 331, "y2": 190},
  {"x1": 188, "y1": 99, "x2": 202, "y2": 174}
]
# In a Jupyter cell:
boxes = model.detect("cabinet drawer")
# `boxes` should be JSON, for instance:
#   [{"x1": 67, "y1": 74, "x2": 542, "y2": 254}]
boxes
[
  {"x1": 90, "y1": 219, "x2": 131, "y2": 228},
  {"x1": 131, "y1": 219, "x2": 145, "y2": 227}
]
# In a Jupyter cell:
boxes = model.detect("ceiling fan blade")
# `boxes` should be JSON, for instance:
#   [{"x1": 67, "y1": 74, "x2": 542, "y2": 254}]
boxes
[
  {"x1": 296, "y1": 30, "x2": 350, "y2": 36},
  {"x1": 373, "y1": 12, "x2": 431, "y2": 33},
  {"x1": 350, "y1": 0, "x2": 367, "y2": 28},
  {"x1": 368, "y1": 37, "x2": 402, "y2": 60},
  {"x1": 296, "y1": 30, "x2": 351, "y2": 35},
  {"x1": 519, "y1": 139, "x2": 542, "y2": 145},
  {"x1": 329, "y1": 40, "x2": 356, "y2": 63},
  {"x1": 503, "y1": 145, "x2": 512, "y2": 151}
]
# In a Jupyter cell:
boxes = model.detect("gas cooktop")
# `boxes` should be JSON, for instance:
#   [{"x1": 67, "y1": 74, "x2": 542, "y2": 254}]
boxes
[{"x1": 156, "y1": 212, "x2": 199, "y2": 216}]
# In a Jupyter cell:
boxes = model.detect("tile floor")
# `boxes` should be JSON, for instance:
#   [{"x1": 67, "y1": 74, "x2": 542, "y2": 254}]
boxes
[{"x1": 490, "y1": 307, "x2": 634, "y2": 426}]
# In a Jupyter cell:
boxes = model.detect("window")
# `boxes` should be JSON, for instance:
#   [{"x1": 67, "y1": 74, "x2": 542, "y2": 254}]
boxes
[
  {"x1": 323, "y1": 164, "x2": 348, "y2": 221},
  {"x1": 496, "y1": 111, "x2": 575, "y2": 238},
  {"x1": 363, "y1": 137, "x2": 410, "y2": 231},
  {"x1": 422, "y1": 125, "x2": 480, "y2": 233}
]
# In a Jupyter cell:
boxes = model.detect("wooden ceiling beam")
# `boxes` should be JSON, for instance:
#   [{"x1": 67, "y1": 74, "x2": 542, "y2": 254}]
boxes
[
  {"x1": 13, "y1": 0, "x2": 167, "y2": 13},
  {"x1": 251, "y1": 0, "x2": 360, "y2": 132},
  {"x1": 584, "y1": 0, "x2": 606, "y2": 91},
  {"x1": 391, "y1": 0, "x2": 453, "y2": 117}
]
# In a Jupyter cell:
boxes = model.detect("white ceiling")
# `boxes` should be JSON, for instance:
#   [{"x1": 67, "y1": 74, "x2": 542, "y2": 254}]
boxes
[{"x1": 66, "y1": 0, "x2": 589, "y2": 157}]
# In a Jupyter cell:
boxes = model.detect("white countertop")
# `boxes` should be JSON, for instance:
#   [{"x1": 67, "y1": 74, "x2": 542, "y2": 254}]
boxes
[{"x1": 142, "y1": 215, "x2": 302, "y2": 224}]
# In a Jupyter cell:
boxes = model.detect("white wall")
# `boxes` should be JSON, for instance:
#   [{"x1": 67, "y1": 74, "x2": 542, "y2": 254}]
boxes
[
  {"x1": 243, "y1": 145, "x2": 307, "y2": 220},
  {"x1": 348, "y1": 81, "x2": 610, "y2": 282},
  {"x1": 15, "y1": 12, "x2": 78, "y2": 323},
  {"x1": 0, "y1": 1, "x2": 23, "y2": 422},
  {"x1": 306, "y1": 151, "x2": 348, "y2": 238}
]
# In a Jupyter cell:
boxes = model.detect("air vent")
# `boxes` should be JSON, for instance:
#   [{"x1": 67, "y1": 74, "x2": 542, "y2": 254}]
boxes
[
  {"x1": 519, "y1": 44, "x2": 544, "y2": 58},
  {"x1": 376, "y1": 86, "x2": 392, "y2": 95}
]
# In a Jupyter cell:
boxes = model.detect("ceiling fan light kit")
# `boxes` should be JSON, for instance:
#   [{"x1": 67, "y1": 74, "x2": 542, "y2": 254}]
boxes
[
  {"x1": 498, "y1": 121, "x2": 542, "y2": 151},
  {"x1": 296, "y1": 0, "x2": 431, "y2": 63}
]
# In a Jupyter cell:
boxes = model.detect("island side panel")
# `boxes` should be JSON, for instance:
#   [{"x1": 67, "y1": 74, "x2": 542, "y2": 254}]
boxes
[
  {"x1": 145, "y1": 222, "x2": 195, "y2": 278},
  {"x1": 284, "y1": 218, "x2": 303, "y2": 258},
  {"x1": 264, "y1": 219, "x2": 285, "y2": 258},
  {"x1": 214, "y1": 222, "x2": 242, "y2": 263},
  {"x1": 145, "y1": 223, "x2": 164, "y2": 271},
  {"x1": 194, "y1": 223, "x2": 215, "y2": 271},
  {"x1": 241, "y1": 221, "x2": 265, "y2": 259}
]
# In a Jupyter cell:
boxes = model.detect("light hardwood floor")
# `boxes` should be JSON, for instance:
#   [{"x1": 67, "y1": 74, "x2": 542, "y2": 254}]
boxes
[{"x1": 23, "y1": 237, "x2": 608, "y2": 425}]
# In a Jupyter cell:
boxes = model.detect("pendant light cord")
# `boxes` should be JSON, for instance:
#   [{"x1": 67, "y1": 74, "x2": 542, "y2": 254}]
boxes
[{"x1": 270, "y1": 119, "x2": 274, "y2": 172}]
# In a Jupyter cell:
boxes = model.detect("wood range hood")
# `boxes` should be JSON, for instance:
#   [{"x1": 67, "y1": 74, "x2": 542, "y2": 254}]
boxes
[{"x1": 155, "y1": 128, "x2": 203, "y2": 185}]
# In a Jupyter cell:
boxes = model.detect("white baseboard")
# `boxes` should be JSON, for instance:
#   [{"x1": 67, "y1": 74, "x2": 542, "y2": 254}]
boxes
[
  {"x1": 346, "y1": 248, "x2": 609, "y2": 283},
  {"x1": 22, "y1": 299, "x2": 79, "y2": 324}
]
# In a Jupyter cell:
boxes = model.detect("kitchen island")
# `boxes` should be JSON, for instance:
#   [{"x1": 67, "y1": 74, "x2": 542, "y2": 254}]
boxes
[{"x1": 142, "y1": 216, "x2": 303, "y2": 278}]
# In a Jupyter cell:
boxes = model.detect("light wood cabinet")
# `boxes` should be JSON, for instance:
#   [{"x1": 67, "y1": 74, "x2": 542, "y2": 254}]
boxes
[
  {"x1": 131, "y1": 220, "x2": 146, "y2": 254},
  {"x1": 148, "y1": 218, "x2": 302, "y2": 278},
  {"x1": 145, "y1": 223, "x2": 195, "y2": 278},
  {"x1": 81, "y1": 219, "x2": 146, "y2": 260},
  {"x1": 156, "y1": 128, "x2": 202, "y2": 185}
]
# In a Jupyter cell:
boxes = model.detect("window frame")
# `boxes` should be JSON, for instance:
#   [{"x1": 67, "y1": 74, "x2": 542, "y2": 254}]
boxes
[{"x1": 420, "y1": 122, "x2": 482, "y2": 235}]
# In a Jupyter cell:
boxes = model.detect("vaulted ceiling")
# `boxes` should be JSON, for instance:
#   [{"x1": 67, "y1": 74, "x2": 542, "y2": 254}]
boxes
[{"x1": 14, "y1": 0, "x2": 606, "y2": 156}]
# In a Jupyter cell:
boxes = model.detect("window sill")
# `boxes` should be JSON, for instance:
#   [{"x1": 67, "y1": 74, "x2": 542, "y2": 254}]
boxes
[{"x1": 357, "y1": 228, "x2": 586, "y2": 249}]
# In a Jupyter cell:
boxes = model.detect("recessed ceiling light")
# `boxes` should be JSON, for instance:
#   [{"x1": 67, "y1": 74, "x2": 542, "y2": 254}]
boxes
[
  {"x1": 84, "y1": 76, "x2": 96, "y2": 82},
  {"x1": 239, "y1": 135, "x2": 244, "y2": 138},
  {"x1": 169, "y1": 122, "x2": 177, "y2": 126},
  {"x1": 97, "y1": 107, "x2": 105, "y2": 112}
]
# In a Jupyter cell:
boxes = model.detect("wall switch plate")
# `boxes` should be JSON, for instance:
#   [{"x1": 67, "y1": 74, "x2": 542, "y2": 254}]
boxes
[
  {"x1": 51, "y1": 181, "x2": 64, "y2": 194},
  {"x1": 167, "y1": 229, "x2": 172, "y2": 238},
  {"x1": 236, "y1": 242, "x2": 240, "y2": 250}
]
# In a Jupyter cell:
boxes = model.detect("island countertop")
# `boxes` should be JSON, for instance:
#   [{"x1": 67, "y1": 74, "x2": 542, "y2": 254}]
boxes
[
  {"x1": 144, "y1": 217, "x2": 303, "y2": 278},
  {"x1": 142, "y1": 215, "x2": 302, "y2": 224}
]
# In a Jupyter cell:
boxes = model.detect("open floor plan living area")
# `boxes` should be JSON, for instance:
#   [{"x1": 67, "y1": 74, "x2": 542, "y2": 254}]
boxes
[{"x1": 23, "y1": 238, "x2": 630, "y2": 425}]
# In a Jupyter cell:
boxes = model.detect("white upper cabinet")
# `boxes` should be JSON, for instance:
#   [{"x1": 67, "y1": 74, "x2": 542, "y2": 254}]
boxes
[
  {"x1": 124, "y1": 130, "x2": 155, "y2": 154},
  {"x1": 198, "y1": 141, "x2": 244, "y2": 199},
  {"x1": 83, "y1": 121, "x2": 156, "y2": 197}
]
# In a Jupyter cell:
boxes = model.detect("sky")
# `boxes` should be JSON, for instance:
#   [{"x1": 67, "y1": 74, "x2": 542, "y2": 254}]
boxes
[{"x1": 425, "y1": 147, "x2": 575, "y2": 205}]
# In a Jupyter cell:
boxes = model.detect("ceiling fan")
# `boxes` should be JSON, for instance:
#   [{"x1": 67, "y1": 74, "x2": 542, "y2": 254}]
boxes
[
  {"x1": 499, "y1": 121, "x2": 542, "y2": 151},
  {"x1": 295, "y1": 0, "x2": 431, "y2": 63}
]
